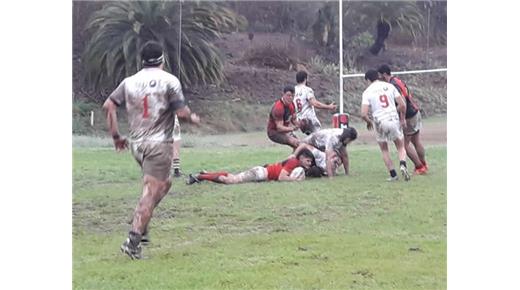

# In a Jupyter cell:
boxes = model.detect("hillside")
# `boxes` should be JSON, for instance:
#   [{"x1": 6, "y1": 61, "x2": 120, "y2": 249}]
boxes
[{"x1": 73, "y1": 31, "x2": 446, "y2": 136}]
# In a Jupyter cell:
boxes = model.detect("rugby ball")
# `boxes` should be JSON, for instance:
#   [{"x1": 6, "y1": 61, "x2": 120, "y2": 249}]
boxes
[{"x1": 290, "y1": 167, "x2": 306, "y2": 180}]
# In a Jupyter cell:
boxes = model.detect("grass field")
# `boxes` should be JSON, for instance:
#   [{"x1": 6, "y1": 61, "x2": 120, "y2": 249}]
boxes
[{"x1": 73, "y1": 134, "x2": 446, "y2": 289}]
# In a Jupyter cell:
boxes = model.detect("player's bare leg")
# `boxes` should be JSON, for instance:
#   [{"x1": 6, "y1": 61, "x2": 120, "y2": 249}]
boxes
[
  {"x1": 122, "y1": 175, "x2": 172, "y2": 259},
  {"x1": 378, "y1": 142, "x2": 398, "y2": 181},
  {"x1": 410, "y1": 132, "x2": 427, "y2": 169},
  {"x1": 394, "y1": 138, "x2": 411, "y2": 181},
  {"x1": 405, "y1": 134, "x2": 426, "y2": 174},
  {"x1": 217, "y1": 174, "x2": 242, "y2": 184},
  {"x1": 188, "y1": 171, "x2": 229, "y2": 185}
]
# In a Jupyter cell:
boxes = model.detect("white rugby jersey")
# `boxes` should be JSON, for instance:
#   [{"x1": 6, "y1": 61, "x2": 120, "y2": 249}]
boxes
[
  {"x1": 361, "y1": 80, "x2": 400, "y2": 123},
  {"x1": 108, "y1": 67, "x2": 185, "y2": 143},
  {"x1": 311, "y1": 148, "x2": 326, "y2": 170},
  {"x1": 294, "y1": 84, "x2": 319, "y2": 122},
  {"x1": 303, "y1": 128, "x2": 344, "y2": 152}
]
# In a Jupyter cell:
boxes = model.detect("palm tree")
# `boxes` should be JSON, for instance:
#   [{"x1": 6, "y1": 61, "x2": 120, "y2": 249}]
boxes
[{"x1": 82, "y1": 1, "x2": 246, "y2": 91}]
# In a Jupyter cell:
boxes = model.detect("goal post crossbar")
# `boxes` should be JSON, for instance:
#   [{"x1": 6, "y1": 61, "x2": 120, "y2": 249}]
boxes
[{"x1": 341, "y1": 68, "x2": 448, "y2": 79}]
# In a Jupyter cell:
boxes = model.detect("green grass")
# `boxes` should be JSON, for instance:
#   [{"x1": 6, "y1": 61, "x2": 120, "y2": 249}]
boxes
[{"x1": 73, "y1": 145, "x2": 446, "y2": 290}]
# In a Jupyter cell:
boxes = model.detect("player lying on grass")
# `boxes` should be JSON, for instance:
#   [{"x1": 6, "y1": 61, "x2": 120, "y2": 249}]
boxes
[
  {"x1": 186, "y1": 148, "x2": 315, "y2": 185},
  {"x1": 290, "y1": 143, "x2": 342, "y2": 178},
  {"x1": 299, "y1": 127, "x2": 358, "y2": 177}
]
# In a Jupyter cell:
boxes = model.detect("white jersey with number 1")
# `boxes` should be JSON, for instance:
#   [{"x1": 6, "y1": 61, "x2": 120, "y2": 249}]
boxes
[
  {"x1": 294, "y1": 84, "x2": 319, "y2": 123},
  {"x1": 361, "y1": 80, "x2": 401, "y2": 123}
]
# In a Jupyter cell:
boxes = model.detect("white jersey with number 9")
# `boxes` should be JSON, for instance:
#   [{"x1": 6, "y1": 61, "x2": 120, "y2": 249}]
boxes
[{"x1": 361, "y1": 80, "x2": 400, "y2": 123}]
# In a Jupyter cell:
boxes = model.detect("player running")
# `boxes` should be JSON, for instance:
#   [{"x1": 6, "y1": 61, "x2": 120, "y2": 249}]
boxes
[
  {"x1": 103, "y1": 41, "x2": 200, "y2": 259},
  {"x1": 360, "y1": 69, "x2": 410, "y2": 181},
  {"x1": 293, "y1": 71, "x2": 337, "y2": 135},
  {"x1": 186, "y1": 148, "x2": 315, "y2": 185},
  {"x1": 378, "y1": 64, "x2": 428, "y2": 174}
]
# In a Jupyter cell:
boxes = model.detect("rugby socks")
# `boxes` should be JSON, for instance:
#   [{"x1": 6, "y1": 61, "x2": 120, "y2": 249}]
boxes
[
  {"x1": 128, "y1": 231, "x2": 142, "y2": 247},
  {"x1": 389, "y1": 169, "x2": 397, "y2": 178},
  {"x1": 399, "y1": 160, "x2": 407, "y2": 168},
  {"x1": 198, "y1": 172, "x2": 229, "y2": 183},
  {"x1": 172, "y1": 158, "x2": 180, "y2": 173}
]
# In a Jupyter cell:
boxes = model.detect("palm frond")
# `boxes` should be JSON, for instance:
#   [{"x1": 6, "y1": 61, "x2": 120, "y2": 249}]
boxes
[{"x1": 82, "y1": 1, "x2": 243, "y2": 91}]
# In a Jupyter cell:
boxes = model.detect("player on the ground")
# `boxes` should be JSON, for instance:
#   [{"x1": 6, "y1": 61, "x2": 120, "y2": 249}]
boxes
[
  {"x1": 378, "y1": 64, "x2": 428, "y2": 174},
  {"x1": 291, "y1": 143, "x2": 342, "y2": 177},
  {"x1": 360, "y1": 69, "x2": 410, "y2": 181},
  {"x1": 293, "y1": 70, "x2": 337, "y2": 135},
  {"x1": 267, "y1": 85, "x2": 301, "y2": 149},
  {"x1": 186, "y1": 148, "x2": 315, "y2": 184},
  {"x1": 103, "y1": 41, "x2": 200, "y2": 259},
  {"x1": 299, "y1": 127, "x2": 358, "y2": 177}
]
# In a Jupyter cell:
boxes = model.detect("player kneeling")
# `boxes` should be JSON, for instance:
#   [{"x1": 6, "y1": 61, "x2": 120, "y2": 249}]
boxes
[{"x1": 187, "y1": 149, "x2": 315, "y2": 185}]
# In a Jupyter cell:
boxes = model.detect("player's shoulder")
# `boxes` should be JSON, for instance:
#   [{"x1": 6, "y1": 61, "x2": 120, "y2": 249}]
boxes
[
  {"x1": 303, "y1": 85, "x2": 314, "y2": 95},
  {"x1": 271, "y1": 99, "x2": 284, "y2": 110},
  {"x1": 391, "y1": 76, "x2": 403, "y2": 85},
  {"x1": 288, "y1": 157, "x2": 300, "y2": 165},
  {"x1": 158, "y1": 70, "x2": 180, "y2": 83}
]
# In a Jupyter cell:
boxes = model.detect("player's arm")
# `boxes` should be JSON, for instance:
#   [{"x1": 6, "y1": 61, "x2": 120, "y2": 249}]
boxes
[
  {"x1": 275, "y1": 119, "x2": 298, "y2": 133},
  {"x1": 290, "y1": 109, "x2": 300, "y2": 127},
  {"x1": 338, "y1": 146, "x2": 349, "y2": 175},
  {"x1": 309, "y1": 97, "x2": 337, "y2": 111},
  {"x1": 361, "y1": 104, "x2": 373, "y2": 130},
  {"x1": 103, "y1": 98, "x2": 128, "y2": 151},
  {"x1": 176, "y1": 106, "x2": 200, "y2": 125},
  {"x1": 278, "y1": 169, "x2": 301, "y2": 181},
  {"x1": 289, "y1": 143, "x2": 314, "y2": 159},
  {"x1": 395, "y1": 94, "x2": 407, "y2": 128},
  {"x1": 168, "y1": 80, "x2": 200, "y2": 125},
  {"x1": 325, "y1": 148, "x2": 337, "y2": 177},
  {"x1": 103, "y1": 83, "x2": 128, "y2": 151}
]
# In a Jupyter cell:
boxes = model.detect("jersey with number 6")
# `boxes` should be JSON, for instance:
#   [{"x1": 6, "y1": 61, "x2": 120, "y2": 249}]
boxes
[
  {"x1": 293, "y1": 84, "x2": 319, "y2": 123},
  {"x1": 361, "y1": 80, "x2": 400, "y2": 123},
  {"x1": 107, "y1": 67, "x2": 186, "y2": 143}
]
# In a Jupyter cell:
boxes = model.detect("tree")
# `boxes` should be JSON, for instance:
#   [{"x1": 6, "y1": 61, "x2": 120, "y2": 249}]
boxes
[
  {"x1": 312, "y1": 1, "x2": 425, "y2": 61},
  {"x1": 82, "y1": 1, "x2": 246, "y2": 91}
]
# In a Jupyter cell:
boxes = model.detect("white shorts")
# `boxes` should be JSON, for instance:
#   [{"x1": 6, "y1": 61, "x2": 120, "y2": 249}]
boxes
[
  {"x1": 173, "y1": 115, "x2": 181, "y2": 141},
  {"x1": 236, "y1": 166, "x2": 268, "y2": 183},
  {"x1": 375, "y1": 118, "x2": 403, "y2": 143}
]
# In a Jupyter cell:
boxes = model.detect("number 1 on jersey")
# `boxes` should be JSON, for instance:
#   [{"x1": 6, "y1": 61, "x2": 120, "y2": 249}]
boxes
[
  {"x1": 379, "y1": 95, "x2": 389, "y2": 108},
  {"x1": 142, "y1": 95, "x2": 149, "y2": 118}
]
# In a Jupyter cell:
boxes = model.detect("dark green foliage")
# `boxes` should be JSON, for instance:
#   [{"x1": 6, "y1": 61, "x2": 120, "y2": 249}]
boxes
[{"x1": 82, "y1": 1, "x2": 247, "y2": 91}]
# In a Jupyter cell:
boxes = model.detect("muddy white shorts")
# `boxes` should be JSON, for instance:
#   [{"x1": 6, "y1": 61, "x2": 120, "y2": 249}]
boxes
[
  {"x1": 236, "y1": 166, "x2": 268, "y2": 183},
  {"x1": 375, "y1": 118, "x2": 403, "y2": 143}
]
